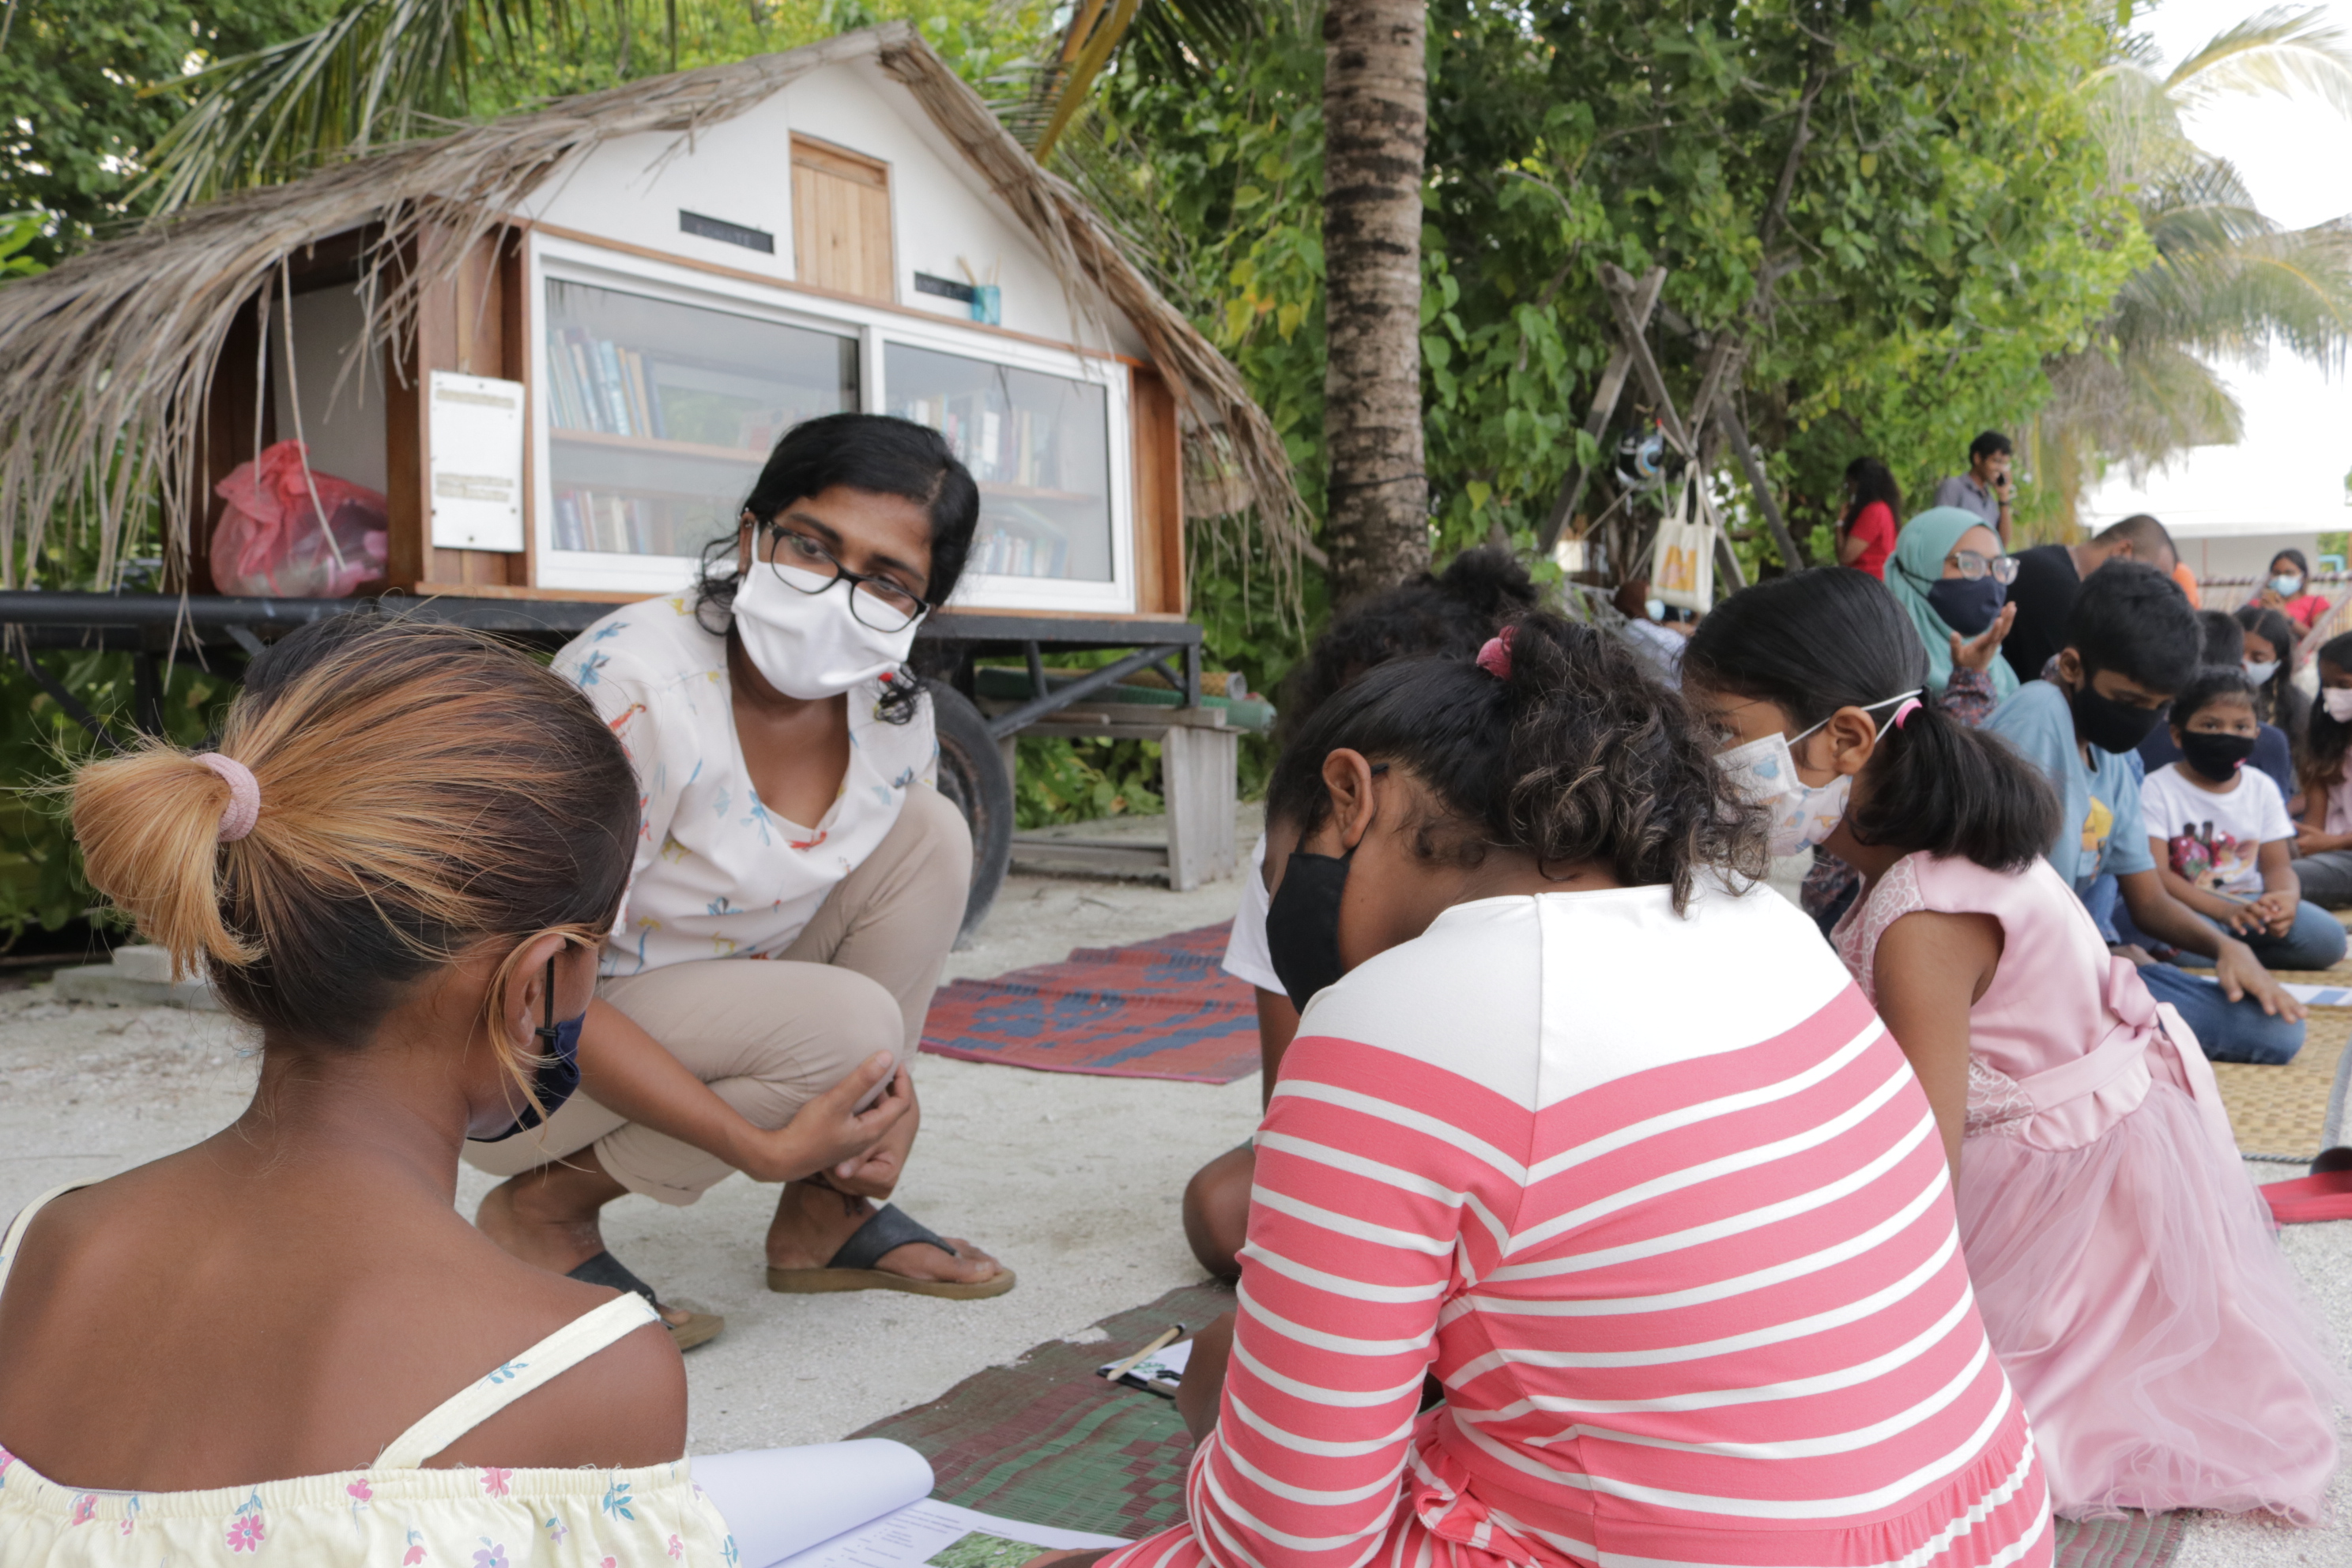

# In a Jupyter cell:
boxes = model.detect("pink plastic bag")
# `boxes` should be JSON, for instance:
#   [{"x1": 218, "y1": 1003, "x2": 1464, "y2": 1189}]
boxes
[{"x1": 209, "y1": 439, "x2": 389, "y2": 598}]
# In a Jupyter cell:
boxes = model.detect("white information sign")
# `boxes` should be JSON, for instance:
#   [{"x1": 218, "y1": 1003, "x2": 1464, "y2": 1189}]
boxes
[{"x1": 428, "y1": 370, "x2": 525, "y2": 552}]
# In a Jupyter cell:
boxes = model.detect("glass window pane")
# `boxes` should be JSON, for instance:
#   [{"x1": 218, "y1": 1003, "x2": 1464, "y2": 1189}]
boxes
[
  {"x1": 545, "y1": 281, "x2": 858, "y2": 557},
  {"x1": 884, "y1": 342, "x2": 1112, "y2": 582}
]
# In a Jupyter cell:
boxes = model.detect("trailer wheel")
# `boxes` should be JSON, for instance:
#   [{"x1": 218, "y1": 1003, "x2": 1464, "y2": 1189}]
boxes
[{"x1": 931, "y1": 682, "x2": 1015, "y2": 944}]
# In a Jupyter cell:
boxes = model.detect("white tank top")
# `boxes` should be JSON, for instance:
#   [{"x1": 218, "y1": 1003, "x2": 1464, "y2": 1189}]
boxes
[{"x1": 0, "y1": 1184, "x2": 737, "y2": 1566}]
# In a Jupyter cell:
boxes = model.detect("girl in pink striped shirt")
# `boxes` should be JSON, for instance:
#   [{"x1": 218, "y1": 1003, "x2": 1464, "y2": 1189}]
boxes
[{"x1": 1075, "y1": 614, "x2": 2051, "y2": 1568}]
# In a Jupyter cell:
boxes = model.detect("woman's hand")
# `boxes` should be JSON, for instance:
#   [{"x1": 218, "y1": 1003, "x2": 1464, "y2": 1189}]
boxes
[
  {"x1": 824, "y1": 1069, "x2": 921, "y2": 1199},
  {"x1": 1946, "y1": 602, "x2": 2016, "y2": 673},
  {"x1": 733, "y1": 1055, "x2": 911, "y2": 1184}
]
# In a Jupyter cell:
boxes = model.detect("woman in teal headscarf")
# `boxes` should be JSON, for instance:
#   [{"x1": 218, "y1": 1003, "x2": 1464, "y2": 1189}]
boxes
[{"x1": 1883, "y1": 505, "x2": 2018, "y2": 699}]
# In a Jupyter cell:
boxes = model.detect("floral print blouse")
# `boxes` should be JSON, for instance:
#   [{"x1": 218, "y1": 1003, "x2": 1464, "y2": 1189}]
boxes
[{"x1": 552, "y1": 595, "x2": 938, "y2": 977}]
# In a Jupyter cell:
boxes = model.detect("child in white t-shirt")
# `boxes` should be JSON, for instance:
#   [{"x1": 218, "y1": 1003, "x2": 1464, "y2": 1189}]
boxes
[{"x1": 2143, "y1": 666, "x2": 2348, "y2": 973}]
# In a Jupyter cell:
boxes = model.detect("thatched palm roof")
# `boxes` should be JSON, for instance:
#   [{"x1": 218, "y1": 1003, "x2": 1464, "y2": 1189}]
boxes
[{"x1": 0, "y1": 23, "x2": 1311, "y2": 589}]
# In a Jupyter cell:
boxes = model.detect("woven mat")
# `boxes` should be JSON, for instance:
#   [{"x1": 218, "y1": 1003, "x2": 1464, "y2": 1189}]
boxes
[
  {"x1": 918, "y1": 925, "x2": 1260, "y2": 1084},
  {"x1": 849, "y1": 1281, "x2": 1233, "y2": 1539},
  {"x1": 2208, "y1": 960, "x2": 2352, "y2": 1162},
  {"x1": 854, "y1": 1280, "x2": 2182, "y2": 1565}
]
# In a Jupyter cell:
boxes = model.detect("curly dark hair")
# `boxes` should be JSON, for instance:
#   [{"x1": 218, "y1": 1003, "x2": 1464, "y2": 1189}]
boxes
[
  {"x1": 1275, "y1": 546, "x2": 1538, "y2": 748},
  {"x1": 695, "y1": 413, "x2": 979, "y2": 724},
  {"x1": 1265, "y1": 611, "x2": 1765, "y2": 911}
]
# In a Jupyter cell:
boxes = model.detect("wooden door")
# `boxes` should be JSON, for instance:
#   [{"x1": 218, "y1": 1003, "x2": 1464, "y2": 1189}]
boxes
[{"x1": 790, "y1": 135, "x2": 894, "y2": 303}]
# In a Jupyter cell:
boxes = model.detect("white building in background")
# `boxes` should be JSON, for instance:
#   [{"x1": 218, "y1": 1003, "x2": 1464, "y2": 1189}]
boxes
[{"x1": 2079, "y1": 355, "x2": 2352, "y2": 583}]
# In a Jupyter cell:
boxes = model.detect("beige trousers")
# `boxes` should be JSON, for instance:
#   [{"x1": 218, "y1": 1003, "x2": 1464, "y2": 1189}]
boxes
[{"x1": 464, "y1": 782, "x2": 973, "y2": 1205}]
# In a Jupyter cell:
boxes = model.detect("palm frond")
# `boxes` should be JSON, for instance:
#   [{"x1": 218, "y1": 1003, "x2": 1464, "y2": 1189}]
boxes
[
  {"x1": 2165, "y1": 4, "x2": 2352, "y2": 120},
  {"x1": 140, "y1": 0, "x2": 633, "y2": 217}
]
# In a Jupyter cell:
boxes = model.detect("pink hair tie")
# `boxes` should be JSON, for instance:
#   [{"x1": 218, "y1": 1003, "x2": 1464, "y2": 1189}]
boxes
[
  {"x1": 1476, "y1": 628, "x2": 1515, "y2": 680},
  {"x1": 1891, "y1": 698, "x2": 1924, "y2": 730},
  {"x1": 197, "y1": 752, "x2": 260, "y2": 842}
]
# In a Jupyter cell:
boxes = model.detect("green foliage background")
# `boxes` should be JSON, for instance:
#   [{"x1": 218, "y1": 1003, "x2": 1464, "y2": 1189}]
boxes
[{"x1": 0, "y1": 0, "x2": 2173, "y2": 932}]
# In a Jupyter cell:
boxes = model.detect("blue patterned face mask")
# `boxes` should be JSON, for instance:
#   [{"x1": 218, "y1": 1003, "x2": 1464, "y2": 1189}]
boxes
[
  {"x1": 1713, "y1": 692, "x2": 1920, "y2": 857},
  {"x1": 478, "y1": 957, "x2": 585, "y2": 1143}
]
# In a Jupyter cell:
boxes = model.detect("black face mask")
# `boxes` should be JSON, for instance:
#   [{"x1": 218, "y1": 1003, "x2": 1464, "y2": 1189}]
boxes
[
  {"x1": 1265, "y1": 848, "x2": 1353, "y2": 1015},
  {"x1": 2180, "y1": 729, "x2": 2259, "y2": 783},
  {"x1": 1926, "y1": 575, "x2": 2006, "y2": 636},
  {"x1": 2069, "y1": 673, "x2": 2166, "y2": 756},
  {"x1": 477, "y1": 957, "x2": 586, "y2": 1143}
]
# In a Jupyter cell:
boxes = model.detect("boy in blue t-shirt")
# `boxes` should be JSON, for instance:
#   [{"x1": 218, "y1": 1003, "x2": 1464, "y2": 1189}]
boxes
[{"x1": 1986, "y1": 560, "x2": 2306, "y2": 1064}]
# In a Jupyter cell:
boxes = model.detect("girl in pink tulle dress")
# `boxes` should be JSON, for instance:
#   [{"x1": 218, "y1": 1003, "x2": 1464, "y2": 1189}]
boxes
[{"x1": 1686, "y1": 569, "x2": 2343, "y2": 1521}]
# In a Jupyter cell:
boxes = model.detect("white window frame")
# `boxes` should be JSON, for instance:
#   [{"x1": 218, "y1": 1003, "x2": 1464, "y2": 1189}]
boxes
[{"x1": 526, "y1": 232, "x2": 1136, "y2": 612}]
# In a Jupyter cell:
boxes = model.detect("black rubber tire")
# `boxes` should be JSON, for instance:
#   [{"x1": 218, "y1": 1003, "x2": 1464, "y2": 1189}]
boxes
[{"x1": 930, "y1": 681, "x2": 1015, "y2": 944}]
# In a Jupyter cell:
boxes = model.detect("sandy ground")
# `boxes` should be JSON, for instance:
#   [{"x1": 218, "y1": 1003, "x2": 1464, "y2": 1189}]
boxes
[{"x1": 4, "y1": 843, "x2": 2350, "y2": 1565}]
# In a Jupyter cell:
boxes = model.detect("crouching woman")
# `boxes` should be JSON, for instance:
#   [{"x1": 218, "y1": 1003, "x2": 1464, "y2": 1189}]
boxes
[{"x1": 467, "y1": 414, "x2": 1008, "y2": 1344}]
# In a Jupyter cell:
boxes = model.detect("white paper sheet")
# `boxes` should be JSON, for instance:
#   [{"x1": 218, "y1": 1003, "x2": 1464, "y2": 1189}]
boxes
[
  {"x1": 769, "y1": 1497, "x2": 1128, "y2": 1568},
  {"x1": 2283, "y1": 983, "x2": 2352, "y2": 1007},
  {"x1": 695, "y1": 1441, "x2": 937, "y2": 1568},
  {"x1": 1096, "y1": 1337, "x2": 1193, "y2": 1391}
]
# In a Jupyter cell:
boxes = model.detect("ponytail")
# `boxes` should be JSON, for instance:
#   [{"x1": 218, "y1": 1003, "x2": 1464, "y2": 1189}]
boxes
[
  {"x1": 74, "y1": 748, "x2": 266, "y2": 975},
  {"x1": 1842, "y1": 700, "x2": 2056, "y2": 873},
  {"x1": 1684, "y1": 568, "x2": 2058, "y2": 873},
  {"x1": 70, "y1": 616, "x2": 639, "y2": 1050}
]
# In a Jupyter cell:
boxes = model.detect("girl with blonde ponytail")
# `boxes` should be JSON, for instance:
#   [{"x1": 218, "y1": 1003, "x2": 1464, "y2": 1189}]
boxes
[{"x1": 0, "y1": 615, "x2": 899, "y2": 1566}]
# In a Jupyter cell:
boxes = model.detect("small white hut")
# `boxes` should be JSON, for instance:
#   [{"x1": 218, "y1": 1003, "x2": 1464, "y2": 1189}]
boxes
[{"x1": 0, "y1": 23, "x2": 1306, "y2": 616}]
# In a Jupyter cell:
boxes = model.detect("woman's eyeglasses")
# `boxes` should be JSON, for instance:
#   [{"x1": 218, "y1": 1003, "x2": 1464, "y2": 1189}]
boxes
[
  {"x1": 757, "y1": 523, "x2": 929, "y2": 632},
  {"x1": 1947, "y1": 549, "x2": 2020, "y2": 586}
]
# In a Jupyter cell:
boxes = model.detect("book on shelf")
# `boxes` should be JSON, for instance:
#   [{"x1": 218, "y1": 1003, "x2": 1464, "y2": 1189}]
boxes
[
  {"x1": 545, "y1": 326, "x2": 676, "y2": 442},
  {"x1": 897, "y1": 390, "x2": 1072, "y2": 495}
]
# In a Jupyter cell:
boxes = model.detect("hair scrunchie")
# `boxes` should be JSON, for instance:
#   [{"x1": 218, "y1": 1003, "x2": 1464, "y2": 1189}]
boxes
[
  {"x1": 1890, "y1": 697, "x2": 1924, "y2": 730},
  {"x1": 197, "y1": 752, "x2": 261, "y2": 842},
  {"x1": 1476, "y1": 628, "x2": 1515, "y2": 680}
]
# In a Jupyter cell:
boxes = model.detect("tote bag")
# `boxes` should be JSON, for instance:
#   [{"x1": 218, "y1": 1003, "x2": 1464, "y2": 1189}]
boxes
[{"x1": 1649, "y1": 476, "x2": 1717, "y2": 613}]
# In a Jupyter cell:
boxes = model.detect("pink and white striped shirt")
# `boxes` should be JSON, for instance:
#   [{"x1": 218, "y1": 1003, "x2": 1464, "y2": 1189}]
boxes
[{"x1": 1110, "y1": 884, "x2": 2050, "y2": 1568}]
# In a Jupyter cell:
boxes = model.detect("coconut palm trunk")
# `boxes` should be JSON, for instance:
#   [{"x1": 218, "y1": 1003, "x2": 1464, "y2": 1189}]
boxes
[{"x1": 1319, "y1": 0, "x2": 1427, "y2": 606}]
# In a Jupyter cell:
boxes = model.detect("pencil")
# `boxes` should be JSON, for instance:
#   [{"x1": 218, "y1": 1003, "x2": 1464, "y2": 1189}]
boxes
[{"x1": 1102, "y1": 1324, "x2": 1184, "y2": 1385}]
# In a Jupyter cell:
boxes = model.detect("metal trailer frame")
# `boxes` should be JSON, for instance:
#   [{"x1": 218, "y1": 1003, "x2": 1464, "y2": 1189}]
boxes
[{"x1": 0, "y1": 591, "x2": 1206, "y2": 940}]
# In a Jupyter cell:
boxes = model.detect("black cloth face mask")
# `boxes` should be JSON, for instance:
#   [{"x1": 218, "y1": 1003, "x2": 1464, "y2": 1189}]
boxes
[
  {"x1": 478, "y1": 956, "x2": 586, "y2": 1143},
  {"x1": 1926, "y1": 575, "x2": 2006, "y2": 637},
  {"x1": 2069, "y1": 672, "x2": 2166, "y2": 756},
  {"x1": 1265, "y1": 847, "x2": 1352, "y2": 1015},
  {"x1": 2180, "y1": 729, "x2": 2258, "y2": 783}
]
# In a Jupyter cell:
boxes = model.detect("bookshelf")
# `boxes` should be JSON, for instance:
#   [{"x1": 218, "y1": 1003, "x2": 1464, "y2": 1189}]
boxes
[
  {"x1": 543, "y1": 278, "x2": 857, "y2": 560},
  {"x1": 884, "y1": 340, "x2": 1111, "y2": 585}
]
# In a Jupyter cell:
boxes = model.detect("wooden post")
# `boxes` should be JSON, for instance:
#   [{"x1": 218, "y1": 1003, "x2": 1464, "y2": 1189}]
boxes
[
  {"x1": 1538, "y1": 266, "x2": 1664, "y2": 554},
  {"x1": 1161, "y1": 723, "x2": 1238, "y2": 891},
  {"x1": 1715, "y1": 402, "x2": 1804, "y2": 571}
]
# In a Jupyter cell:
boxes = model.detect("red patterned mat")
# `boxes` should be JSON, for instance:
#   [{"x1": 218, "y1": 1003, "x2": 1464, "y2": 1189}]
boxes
[{"x1": 918, "y1": 925, "x2": 1261, "y2": 1084}]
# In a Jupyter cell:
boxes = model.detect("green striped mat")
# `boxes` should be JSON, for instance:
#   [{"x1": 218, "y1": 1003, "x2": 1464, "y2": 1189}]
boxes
[{"x1": 851, "y1": 1281, "x2": 2180, "y2": 1566}]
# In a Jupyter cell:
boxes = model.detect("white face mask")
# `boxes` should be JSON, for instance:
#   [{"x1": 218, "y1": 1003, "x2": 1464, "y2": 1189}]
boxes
[
  {"x1": 1716, "y1": 690, "x2": 1921, "y2": 857},
  {"x1": 2325, "y1": 687, "x2": 2352, "y2": 723},
  {"x1": 2273, "y1": 574, "x2": 2305, "y2": 597},
  {"x1": 2245, "y1": 658, "x2": 2280, "y2": 686},
  {"x1": 729, "y1": 564, "x2": 924, "y2": 700}
]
